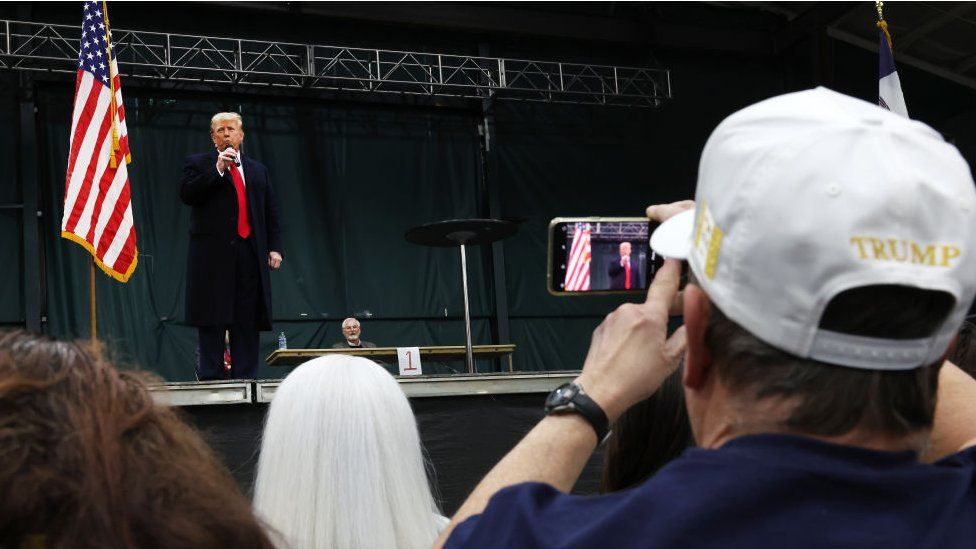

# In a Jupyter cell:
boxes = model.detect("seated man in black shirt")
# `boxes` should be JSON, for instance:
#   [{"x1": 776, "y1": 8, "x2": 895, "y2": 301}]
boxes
[{"x1": 332, "y1": 317, "x2": 377, "y2": 349}]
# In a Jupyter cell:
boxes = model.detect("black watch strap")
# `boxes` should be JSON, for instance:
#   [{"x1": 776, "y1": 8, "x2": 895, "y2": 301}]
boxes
[{"x1": 545, "y1": 382, "x2": 612, "y2": 445}]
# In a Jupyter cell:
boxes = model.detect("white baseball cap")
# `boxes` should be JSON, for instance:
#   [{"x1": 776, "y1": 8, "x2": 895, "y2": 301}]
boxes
[{"x1": 651, "y1": 87, "x2": 976, "y2": 370}]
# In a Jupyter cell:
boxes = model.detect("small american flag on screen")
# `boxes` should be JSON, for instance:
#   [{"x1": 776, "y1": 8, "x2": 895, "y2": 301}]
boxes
[
  {"x1": 564, "y1": 223, "x2": 591, "y2": 291},
  {"x1": 61, "y1": 0, "x2": 138, "y2": 282}
]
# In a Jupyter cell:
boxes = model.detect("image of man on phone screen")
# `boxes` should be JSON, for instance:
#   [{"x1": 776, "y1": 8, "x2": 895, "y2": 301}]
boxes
[{"x1": 608, "y1": 241, "x2": 639, "y2": 290}]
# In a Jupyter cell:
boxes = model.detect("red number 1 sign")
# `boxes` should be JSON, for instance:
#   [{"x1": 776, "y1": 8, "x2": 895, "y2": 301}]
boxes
[{"x1": 397, "y1": 346, "x2": 422, "y2": 376}]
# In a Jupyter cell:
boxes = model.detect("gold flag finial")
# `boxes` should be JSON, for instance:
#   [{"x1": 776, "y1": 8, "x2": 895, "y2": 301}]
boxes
[
  {"x1": 102, "y1": 0, "x2": 120, "y2": 169},
  {"x1": 876, "y1": 1, "x2": 893, "y2": 50}
]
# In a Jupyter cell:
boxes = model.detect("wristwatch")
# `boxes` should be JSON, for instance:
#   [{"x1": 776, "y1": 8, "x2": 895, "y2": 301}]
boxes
[{"x1": 545, "y1": 382, "x2": 612, "y2": 446}]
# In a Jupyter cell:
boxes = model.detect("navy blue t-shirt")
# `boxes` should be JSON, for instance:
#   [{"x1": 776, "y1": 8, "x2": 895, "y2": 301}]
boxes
[{"x1": 446, "y1": 434, "x2": 976, "y2": 548}]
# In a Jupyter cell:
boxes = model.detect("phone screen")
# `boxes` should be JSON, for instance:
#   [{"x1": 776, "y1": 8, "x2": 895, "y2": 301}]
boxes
[{"x1": 547, "y1": 217, "x2": 663, "y2": 295}]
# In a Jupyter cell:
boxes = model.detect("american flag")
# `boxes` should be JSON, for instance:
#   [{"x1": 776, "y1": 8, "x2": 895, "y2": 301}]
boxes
[
  {"x1": 61, "y1": 0, "x2": 138, "y2": 282},
  {"x1": 564, "y1": 223, "x2": 591, "y2": 291},
  {"x1": 877, "y1": 18, "x2": 908, "y2": 117}
]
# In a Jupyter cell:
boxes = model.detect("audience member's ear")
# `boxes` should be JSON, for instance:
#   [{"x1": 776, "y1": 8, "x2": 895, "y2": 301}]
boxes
[{"x1": 682, "y1": 283, "x2": 714, "y2": 390}]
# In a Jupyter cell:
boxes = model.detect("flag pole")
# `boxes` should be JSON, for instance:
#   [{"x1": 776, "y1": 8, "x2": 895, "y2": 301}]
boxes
[
  {"x1": 102, "y1": 0, "x2": 120, "y2": 169},
  {"x1": 90, "y1": 260, "x2": 97, "y2": 343},
  {"x1": 876, "y1": 1, "x2": 893, "y2": 52},
  {"x1": 876, "y1": 2, "x2": 898, "y2": 73}
]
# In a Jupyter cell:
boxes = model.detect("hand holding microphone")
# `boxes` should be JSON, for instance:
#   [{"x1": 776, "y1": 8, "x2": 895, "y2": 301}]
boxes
[
  {"x1": 226, "y1": 143, "x2": 241, "y2": 167},
  {"x1": 216, "y1": 143, "x2": 241, "y2": 173}
]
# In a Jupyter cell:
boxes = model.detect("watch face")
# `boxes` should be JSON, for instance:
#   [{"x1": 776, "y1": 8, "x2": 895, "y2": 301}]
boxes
[{"x1": 546, "y1": 383, "x2": 578, "y2": 409}]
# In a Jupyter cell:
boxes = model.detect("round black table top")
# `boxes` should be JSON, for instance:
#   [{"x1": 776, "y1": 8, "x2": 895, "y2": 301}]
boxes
[{"x1": 405, "y1": 218, "x2": 519, "y2": 247}]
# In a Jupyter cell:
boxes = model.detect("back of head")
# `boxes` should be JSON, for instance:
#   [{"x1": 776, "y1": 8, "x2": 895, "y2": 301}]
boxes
[
  {"x1": 949, "y1": 320, "x2": 976, "y2": 379},
  {"x1": 0, "y1": 330, "x2": 272, "y2": 549},
  {"x1": 704, "y1": 285, "x2": 950, "y2": 438},
  {"x1": 254, "y1": 355, "x2": 442, "y2": 549},
  {"x1": 653, "y1": 88, "x2": 976, "y2": 441}
]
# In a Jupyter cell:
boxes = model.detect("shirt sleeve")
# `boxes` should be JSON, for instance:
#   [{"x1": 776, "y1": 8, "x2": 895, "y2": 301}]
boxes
[
  {"x1": 445, "y1": 514, "x2": 480, "y2": 548},
  {"x1": 444, "y1": 482, "x2": 628, "y2": 548}
]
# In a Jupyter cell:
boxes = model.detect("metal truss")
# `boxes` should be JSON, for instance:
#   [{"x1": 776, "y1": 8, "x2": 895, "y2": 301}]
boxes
[
  {"x1": 592, "y1": 222, "x2": 649, "y2": 239},
  {"x1": 0, "y1": 19, "x2": 670, "y2": 108}
]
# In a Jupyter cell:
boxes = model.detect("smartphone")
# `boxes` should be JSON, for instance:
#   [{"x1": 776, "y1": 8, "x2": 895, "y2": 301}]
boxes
[{"x1": 547, "y1": 217, "x2": 664, "y2": 296}]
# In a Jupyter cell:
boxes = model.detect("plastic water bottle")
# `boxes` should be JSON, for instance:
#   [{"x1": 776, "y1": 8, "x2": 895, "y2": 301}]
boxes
[{"x1": 277, "y1": 331, "x2": 287, "y2": 350}]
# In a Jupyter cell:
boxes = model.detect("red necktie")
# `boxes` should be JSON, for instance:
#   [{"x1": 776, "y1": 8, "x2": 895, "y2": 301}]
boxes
[
  {"x1": 624, "y1": 260, "x2": 631, "y2": 290},
  {"x1": 228, "y1": 164, "x2": 251, "y2": 239}
]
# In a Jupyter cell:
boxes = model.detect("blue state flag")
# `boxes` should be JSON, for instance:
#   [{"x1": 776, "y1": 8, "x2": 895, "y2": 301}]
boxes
[{"x1": 878, "y1": 20, "x2": 908, "y2": 117}]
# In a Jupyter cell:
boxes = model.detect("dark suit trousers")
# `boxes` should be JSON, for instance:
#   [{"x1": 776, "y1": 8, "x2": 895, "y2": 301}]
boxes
[{"x1": 196, "y1": 236, "x2": 261, "y2": 380}]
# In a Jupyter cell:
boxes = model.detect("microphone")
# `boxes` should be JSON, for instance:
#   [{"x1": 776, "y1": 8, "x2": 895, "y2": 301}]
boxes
[{"x1": 223, "y1": 143, "x2": 241, "y2": 167}]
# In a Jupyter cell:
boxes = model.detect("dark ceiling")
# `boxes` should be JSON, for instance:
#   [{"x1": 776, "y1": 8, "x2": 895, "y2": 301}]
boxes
[
  {"x1": 6, "y1": 2, "x2": 975, "y2": 90},
  {"x1": 732, "y1": 1, "x2": 976, "y2": 90},
  {"x1": 228, "y1": 1, "x2": 976, "y2": 90}
]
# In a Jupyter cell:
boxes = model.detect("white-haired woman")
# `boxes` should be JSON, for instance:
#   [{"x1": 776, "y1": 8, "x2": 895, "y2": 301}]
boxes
[{"x1": 253, "y1": 355, "x2": 447, "y2": 548}]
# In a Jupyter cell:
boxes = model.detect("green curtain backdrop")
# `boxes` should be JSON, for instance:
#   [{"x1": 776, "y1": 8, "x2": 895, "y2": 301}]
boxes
[
  {"x1": 1, "y1": 76, "x2": 23, "y2": 325},
  {"x1": 13, "y1": 36, "x2": 975, "y2": 381},
  {"x1": 17, "y1": 52, "x2": 788, "y2": 381},
  {"x1": 37, "y1": 87, "x2": 493, "y2": 380},
  {"x1": 492, "y1": 54, "x2": 785, "y2": 373}
]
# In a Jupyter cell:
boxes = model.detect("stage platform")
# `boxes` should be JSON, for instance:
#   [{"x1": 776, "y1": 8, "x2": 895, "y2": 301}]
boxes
[
  {"x1": 149, "y1": 371, "x2": 602, "y2": 514},
  {"x1": 149, "y1": 370, "x2": 575, "y2": 406}
]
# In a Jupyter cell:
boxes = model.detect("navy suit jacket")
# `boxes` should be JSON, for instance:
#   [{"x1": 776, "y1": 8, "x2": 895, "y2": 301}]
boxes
[
  {"x1": 607, "y1": 254, "x2": 638, "y2": 290},
  {"x1": 179, "y1": 151, "x2": 281, "y2": 330}
]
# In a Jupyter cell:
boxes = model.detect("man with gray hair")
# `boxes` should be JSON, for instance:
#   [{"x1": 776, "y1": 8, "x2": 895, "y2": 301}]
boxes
[
  {"x1": 437, "y1": 88, "x2": 976, "y2": 548},
  {"x1": 332, "y1": 317, "x2": 377, "y2": 349},
  {"x1": 180, "y1": 112, "x2": 282, "y2": 380}
]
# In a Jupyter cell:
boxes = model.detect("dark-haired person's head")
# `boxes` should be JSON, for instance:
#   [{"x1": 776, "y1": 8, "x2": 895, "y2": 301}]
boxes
[
  {"x1": 601, "y1": 367, "x2": 692, "y2": 492},
  {"x1": 653, "y1": 88, "x2": 976, "y2": 454},
  {"x1": 949, "y1": 320, "x2": 976, "y2": 379},
  {"x1": 0, "y1": 330, "x2": 274, "y2": 548}
]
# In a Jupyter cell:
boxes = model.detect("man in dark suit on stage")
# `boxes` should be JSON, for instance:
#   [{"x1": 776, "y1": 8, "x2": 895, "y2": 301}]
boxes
[
  {"x1": 607, "y1": 241, "x2": 637, "y2": 290},
  {"x1": 180, "y1": 112, "x2": 282, "y2": 380}
]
